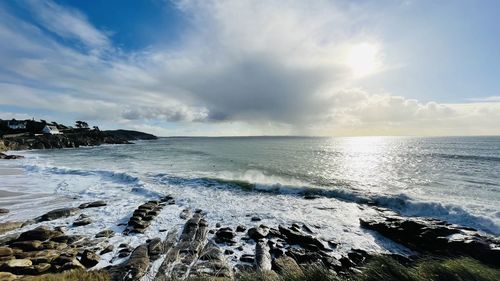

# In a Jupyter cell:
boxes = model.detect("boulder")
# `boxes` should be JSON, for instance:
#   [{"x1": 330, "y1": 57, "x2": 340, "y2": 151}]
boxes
[
  {"x1": 236, "y1": 225, "x2": 247, "y2": 232},
  {"x1": 78, "y1": 201, "x2": 107, "y2": 209},
  {"x1": 38, "y1": 207, "x2": 79, "y2": 222},
  {"x1": 239, "y1": 254, "x2": 255, "y2": 263},
  {"x1": 278, "y1": 225, "x2": 327, "y2": 251},
  {"x1": 0, "y1": 208, "x2": 9, "y2": 215},
  {"x1": 79, "y1": 250, "x2": 100, "y2": 268},
  {"x1": 255, "y1": 239, "x2": 272, "y2": 271},
  {"x1": 73, "y1": 217, "x2": 92, "y2": 227},
  {"x1": 0, "y1": 247, "x2": 13, "y2": 257},
  {"x1": 360, "y1": 213, "x2": 500, "y2": 267},
  {"x1": 16, "y1": 226, "x2": 62, "y2": 241},
  {"x1": 272, "y1": 256, "x2": 303, "y2": 275},
  {"x1": 10, "y1": 240, "x2": 43, "y2": 251},
  {"x1": 215, "y1": 227, "x2": 235, "y2": 244},
  {"x1": 247, "y1": 225, "x2": 270, "y2": 240},
  {"x1": 100, "y1": 245, "x2": 114, "y2": 255},
  {"x1": 107, "y1": 244, "x2": 150, "y2": 281},
  {"x1": 95, "y1": 229, "x2": 115, "y2": 238}
]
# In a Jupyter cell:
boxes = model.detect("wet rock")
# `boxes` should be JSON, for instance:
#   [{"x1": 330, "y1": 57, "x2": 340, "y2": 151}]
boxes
[
  {"x1": 10, "y1": 240, "x2": 43, "y2": 251},
  {"x1": 107, "y1": 244, "x2": 150, "y2": 281},
  {"x1": 304, "y1": 194, "x2": 321, "y2": 200},
  {"x1": 50, "y1": 235, "x2": 84, "y2": 244},
  {"x1": 16, "y1": 226, "x2": 62, "y2": 242},
  {"x1": 239, "y1": 254, "x2": 255, "y2": 263},
  {"x1": 247, "y1": 225, "x2": 270, "y2": 240},
  {"x1": 0, "y1": 153, "x2": 24, "y2": 160},
  {"x1": 360, "y1": 214, "x2": 500, "y2": 267},
  {"x1": 0, "y1": 208, "x2": 9, "y2": 215},
  {"x1": 224, "y1": 249, "x2": 234, "y2": 255},
  {"x1": 37, "y1": 208, "x2": 79, "y2": 222},
  {"x1": 73, "y1": 216, "x2": 92, "y2": 227},
  {"x1": 278, "y1": 225, "x2": 327, "y2": 251},
  {"x1": 79, "y1": 249, "x2": 100, "y2": 268},
  {"x1": 236, "y1": 225, "x2": 247, "y2": 232},
  {"x1": 251, "y1": 216, "x2": 262, "y2": 222},
  {"x1": 215, "y1": 227, "x2": 236, "y2": 244},
  {"x1": 0, "y1": 222, "x2": 24, "y2": 235},
  {"x1": 95, "y1": 229, "x2": 115, "y2": 238},
  {"x1": 78, "y1": 201, "x2": 107, "y2": 209},
  {"x1": 100, "y1": 245, "x2": 114, "y2": 255},
  {"x1": 147, "y1": 238, "x2": 163, "y2": 259},
  {"x1": 286, "y1": 248, "x2": 323, "y2": 264}
]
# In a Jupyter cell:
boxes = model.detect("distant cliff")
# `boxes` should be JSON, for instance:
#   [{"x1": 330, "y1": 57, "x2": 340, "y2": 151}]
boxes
[{"x1": 103, "y1": 129, "x2": 157, "y2": 141}]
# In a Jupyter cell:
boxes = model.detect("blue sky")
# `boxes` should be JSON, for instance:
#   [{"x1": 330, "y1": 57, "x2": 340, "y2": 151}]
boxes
[{"x1": 0, "y1": 0, "x2": 499, "y2": 136}]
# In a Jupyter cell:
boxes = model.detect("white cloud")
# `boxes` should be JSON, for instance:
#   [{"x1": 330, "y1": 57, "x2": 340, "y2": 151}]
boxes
[{"x1": 0, "y1": 0, "x2": 499, "y2": 136}]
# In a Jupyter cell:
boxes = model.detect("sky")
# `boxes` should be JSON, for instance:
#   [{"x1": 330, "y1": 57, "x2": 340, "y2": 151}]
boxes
[{"x1": 0, "y1": 0, "x2": 499, "y2": 136}]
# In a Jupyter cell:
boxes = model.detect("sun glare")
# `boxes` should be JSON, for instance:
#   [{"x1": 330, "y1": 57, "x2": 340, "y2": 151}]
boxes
[{"x1": 345, "y1": 43, "x2": 381, "y2": 77}]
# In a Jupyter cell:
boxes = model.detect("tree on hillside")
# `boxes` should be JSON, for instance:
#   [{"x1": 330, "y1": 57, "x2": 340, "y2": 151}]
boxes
[{"x1": 75, "y1": 121, "x2": 89, "y2": 129}]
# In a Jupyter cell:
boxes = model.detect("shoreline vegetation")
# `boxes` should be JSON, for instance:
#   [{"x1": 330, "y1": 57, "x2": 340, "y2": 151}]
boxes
[
  {"x1": 0, "y1": 119, "x2": 499, "y2": 280},
  {"x1": 0, "y1": 118, "x2": 156, "y2": 153}
]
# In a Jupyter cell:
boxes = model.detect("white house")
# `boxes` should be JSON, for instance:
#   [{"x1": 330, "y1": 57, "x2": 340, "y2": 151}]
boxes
[
  {"x1": 42, "y1": 125, "x2": 61, "y2": 135},
  {"x1": 8, "y1": 119, "x2": 27, "y2": 130}
]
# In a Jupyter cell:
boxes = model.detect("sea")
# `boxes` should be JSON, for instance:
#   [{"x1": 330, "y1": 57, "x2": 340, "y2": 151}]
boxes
[{"x1": 1, "y1": 136, "x2": 499, "y2": 266}]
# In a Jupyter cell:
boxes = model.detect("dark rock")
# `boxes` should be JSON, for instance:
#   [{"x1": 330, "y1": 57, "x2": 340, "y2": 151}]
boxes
[
  {"x1": 95, "y1": 229, "x2": 115, "y2": 238},
  {"x1": 78, "y1": 201, "x2": 107, "y2": 209},
  {"x1": 251, "y1": 216, "x2": 262, "y2": 222},
  {"x1": 215, "y1": 227, "x2": 235, "y2": 244},
  {"x1": 304, "y1": 194, "x2": 321, "y2": 200},
  {"x1": 360, "y1": 214, "x2": 500, "y2": 267},
  {"x1": 224, "y1": 249, "x2": 234, "y2": 255},
  {"x1": 216, "y1": 222, "x2": 221, "y2": 228},
  {"x1": 0, "y1": 208, "x2": 9, "y2": 215},
  {"x1": 79, "y1": 250, "x2": 100, "y2": 268},
  {"x1": 50, "y1": 235, "x2": 84, "y2": 244},
  {"x1": 147, "y1": 238, "x2": 163, "y2": 259},
  {"x1": 239, "y1": 254, "x2": 255, "y2": 263},
  {"x1": 10, "y1": 240, "x2": 43, "y2": 251},
  {"x1": 107, "y1": 244, "x2": 150, "y2": 281},
  {"x1": 0, "y1": 153, "x2": 25, "y2": 160},
  {"x1": 16, "y1": 226, "x2": 62, "y2": 241},
  {"x1": 236, "y1": 225, "x2": 247, "y2": 232},
  {"x1": 73, "y1": 217, "x2": 92, "y2": 227},
  {"x1": 278, "y1": 225, "x2": 327, "y2": 251},
  {"x1": 38, "y1": 207, "x2": 79, "y2": 222},
  {"x1": 286, "y1": 248, "x2": 323, "y2": 264},
  {"x1": 100, "y1": 245, "x2": 114, "y2": 255},
  {"x1": 247, "y1": 225, "x2": 270, "y2": 240}
]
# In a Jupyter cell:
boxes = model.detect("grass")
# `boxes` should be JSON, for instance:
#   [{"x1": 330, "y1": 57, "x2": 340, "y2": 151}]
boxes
[
  {"x1": 17, "y1": 256, "x2": 500, "y2": 281},
  {"x1": 21, "y1": 269, "x2": 110, "y2": 281},
  {"x1": 234, "y1": 256, "x2": 500, "y2": 281}
]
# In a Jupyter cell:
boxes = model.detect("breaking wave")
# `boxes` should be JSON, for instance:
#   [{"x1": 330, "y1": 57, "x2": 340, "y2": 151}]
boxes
[
  {"x1": 23, "y1": 164, "x2": 141, "y2": 186},
  {"x1": 152, "y1": 172, "x2": 500, "y2": 235}
]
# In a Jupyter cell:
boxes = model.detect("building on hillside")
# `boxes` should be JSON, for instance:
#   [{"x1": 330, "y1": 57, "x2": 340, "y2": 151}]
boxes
[
  {"x1": 7, "y1": 119, "x2": 27, "y2": 130},
  {"x1": 42, "y1": 125, "x2": 61, "y2": 135}
]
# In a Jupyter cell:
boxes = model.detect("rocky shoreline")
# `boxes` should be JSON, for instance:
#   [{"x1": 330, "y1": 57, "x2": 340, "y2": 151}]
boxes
[
  {"x1": 0, "y1": 129, "x2": 156, "y2": 152},
  {"x1": 0, "y1": 194, "x2": 498, "y2": 280}
]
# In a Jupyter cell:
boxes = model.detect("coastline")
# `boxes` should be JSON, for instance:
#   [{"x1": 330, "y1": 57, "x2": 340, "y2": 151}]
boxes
[{"x1": 0, "y1": 140, "x2": 499, "y2": 280}]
